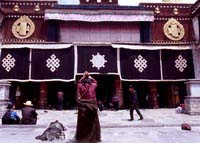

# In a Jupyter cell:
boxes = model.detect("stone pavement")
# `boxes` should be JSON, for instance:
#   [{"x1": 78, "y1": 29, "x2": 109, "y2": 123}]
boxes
[
  {"x1": 1, "y1": 109, "x2": 200, "y2": 143},
  {"x1": 1, "y1": 108, "x2": 200, "y2": 128},
  {"x1": 1, "y1": 126, "x2": 200, "y2": 143}
]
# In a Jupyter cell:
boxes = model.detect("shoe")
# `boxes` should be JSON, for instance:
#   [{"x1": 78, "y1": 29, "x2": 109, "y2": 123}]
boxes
[
  {"x1": 138, "y1": 117, "x2": 143, "y2": 120},
  {"x1": 128, "y1": 119, "x2": 133, "y2": 121}
]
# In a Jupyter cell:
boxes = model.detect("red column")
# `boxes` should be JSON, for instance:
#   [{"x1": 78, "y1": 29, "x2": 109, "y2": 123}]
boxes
[
  {"x1": 114, "y1": 76, "x2": 123, "y2": 107},
  {"x1": 39, "y1": 82, "x2": 48, "y2": 109},
  {"x1": 148, "y1": 82, "x2": 159, "y2": 109}
]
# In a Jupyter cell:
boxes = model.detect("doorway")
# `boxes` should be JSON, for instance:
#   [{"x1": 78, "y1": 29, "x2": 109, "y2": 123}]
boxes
[
  {"x1": 76, "y1": 74, "x2": 117, "y2": 109},
  {"x1": 46, "y1": 81, "x2": 76, "y2": 109},
  {"x1": 122, "y1": 81, "x2": 187, "y2": 109},
  {"x1": 9, "y1": 82, "x2": 40, "y2": 109}
]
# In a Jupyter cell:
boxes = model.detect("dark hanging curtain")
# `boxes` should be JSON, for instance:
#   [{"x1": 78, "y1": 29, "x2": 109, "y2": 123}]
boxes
[
  {"x1": 31, "y1": 47, "x2": 74, "y2": 80},
  {"x1": 0, "y1": 47, "x2": 195, "y2": 81},
  {"x1": 0, "y1": 48, "x2": 30, "y2": 80},
  {"x1": 47, "y1": 21, "x2": 59, "y2": 42},
  {"x1": 77, "y1": 46, "x2": 117, "y2": 74},
  {"x1": 140, "y1": 22, "x2": 151, "y2": 43},
  {"x1": 162, "y1": 49, "x2": 195, "y2": 79},
  {"x1": 120, "y1": 49, "x2": 161, "y2": 80}
]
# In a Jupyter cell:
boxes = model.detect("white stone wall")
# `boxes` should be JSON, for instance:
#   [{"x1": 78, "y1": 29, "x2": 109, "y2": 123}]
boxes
[
  {"x1": 192, "y1": 17, "x2": 199, "y2": 41},
  {"x1": 0, "y1": 82, "x2": 11, "y2": 118},
  {"x1": 184, "y1": 81, "x2": 200, "y2": 115},
  {"x1": 185, "y1": 97, "x2": 200, "y2": 115},
  {"x1": 193, "y1": 47, "x2": 200, "y2": 79}
]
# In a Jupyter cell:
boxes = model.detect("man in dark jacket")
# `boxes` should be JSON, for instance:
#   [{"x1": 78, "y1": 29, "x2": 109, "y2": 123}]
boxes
[
  {"x1": 21, "y1": 100, "x2": 38, "y2": 124},
  {"x1": 128, "y1": 85, "x2": 143, "y2": 121}
]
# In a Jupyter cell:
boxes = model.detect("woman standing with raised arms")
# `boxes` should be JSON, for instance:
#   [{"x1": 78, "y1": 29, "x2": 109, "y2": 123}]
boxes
[{"x1": 75, "y1": 71, "x2": 101, "y2": 143}]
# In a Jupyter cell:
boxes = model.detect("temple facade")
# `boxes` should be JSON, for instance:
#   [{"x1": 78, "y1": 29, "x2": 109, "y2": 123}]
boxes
[{"x1": 0, "y1": 0, "x2": 199, "y2": 114}]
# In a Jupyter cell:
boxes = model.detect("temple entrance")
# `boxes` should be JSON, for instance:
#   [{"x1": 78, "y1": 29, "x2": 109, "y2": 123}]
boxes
[
  {"x1": 9, "y1": 80, "x2": 187, "y2": 109},
  {"x1": 122, "y1": 82, "x2": 148, "y2": 109},
  {"x1": 94, "y1": 75, "x2": 118, "y2": 109},
  {"x1": 9, "y1": 75, "x2": 119, "y2": 110},
  {"x1": 76, "y1": 75, "x2": 119, "y2": 110},
  {"x1": 46, "y1": 81, "x2": 77, "y2": 109},
  {"x1": 122, "y1": 81, "x2": 187, "y2": 109},
  {"x1": 9, "y1": 81, "x2": 77, "y2": 109},
  {"x1": 9, "y1": 82, "x2": 40, "y2": 109},
  {"x1": 157, "y1": 82, "x2": 186, "y2": 108}
]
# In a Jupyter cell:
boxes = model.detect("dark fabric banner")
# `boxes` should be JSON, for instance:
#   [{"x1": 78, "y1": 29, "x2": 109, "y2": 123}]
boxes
[
  {"x1": 31, "y1": 48, "x2": 74, "y2": 80},
  {"x1": 120, "y1": 49, "x2": 161, "y2": 80},
  {"x1": 162, "y1": 50, "x2": 194, "y2": 79},
  {"x1": 0, "y1": 48, "x2": 30, "y2": 80},
  {"x1": 77, "y1": 46, "x2": 117, "y2": 74}
]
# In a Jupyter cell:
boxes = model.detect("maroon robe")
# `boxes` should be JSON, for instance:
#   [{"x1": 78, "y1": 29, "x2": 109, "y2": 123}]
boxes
[{"x1": 75, "y1": 79, "x2": 101, "y2": 142}]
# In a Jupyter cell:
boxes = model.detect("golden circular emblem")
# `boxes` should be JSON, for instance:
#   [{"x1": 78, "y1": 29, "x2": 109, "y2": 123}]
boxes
[
  {"x1": 12, "y1": 16, "x2": 35, "y2": 39},
  {"x1": 163, "y1": 18, "x2": 185, "y2": 41}
]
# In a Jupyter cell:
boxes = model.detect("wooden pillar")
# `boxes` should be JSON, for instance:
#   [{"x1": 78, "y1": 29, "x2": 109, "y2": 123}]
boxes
[
  {"x1": 148, "y1": 82, "x2": 159, "y2": 109},
  {"x1": 39, "y1": 82, "x2": 48, "y2": 109},
  {"x1": 168, "y1": 85, "x2": 180, "y2": 108},
  {"x1": 114, "y1": 76, "x2": 123, "y2": 107}
]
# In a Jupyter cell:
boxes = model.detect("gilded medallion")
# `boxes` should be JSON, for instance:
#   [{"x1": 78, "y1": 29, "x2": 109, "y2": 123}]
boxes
[
  {"x1": 163, "y1": 18, "x2": 185, "y2": 41},
  {"x1": 12, "y1": 16, "x2": 35, "y2": 39}
]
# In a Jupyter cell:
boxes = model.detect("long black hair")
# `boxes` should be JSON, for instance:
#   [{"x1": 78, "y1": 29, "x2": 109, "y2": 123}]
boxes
[{"x1": 81, "y1": 77, "x2": 93, "y2": 85}]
